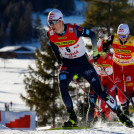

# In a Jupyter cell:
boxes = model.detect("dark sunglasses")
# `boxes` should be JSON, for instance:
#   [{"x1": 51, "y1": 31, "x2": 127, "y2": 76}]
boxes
[
  {"x1": 48, "y1": 17, "x2": 62, "y2": 26},
  {"x1": 118, "y1": 35, "x2": 127, "y2": 39},
  {"x1": 48, "y1": 20, "x2": 59, "y2": 26}
]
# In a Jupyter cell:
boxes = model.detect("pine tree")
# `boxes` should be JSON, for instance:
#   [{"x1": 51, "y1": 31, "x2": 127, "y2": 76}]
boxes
[
  {"x1": 23, "y1": 2, "x2": 33, "y2": 41},
  {"x1": 20, "y1": 29, "x2": 65, "y2": 127},
  {"x1": 33, "y1": 13, "x2": 42, "y2": 39},
  {"x1": 8, "y1": 14, "x2": 20, "y2": 43},
  {"x1": 126, "y1": 4, "x2": 134, "y2": 35},
  {"x1": 0, "y1": 26, "x2": 5, "y2": 47},
  {"x1": 82, "y1": 0, "x2": 134, "y2": 35}
]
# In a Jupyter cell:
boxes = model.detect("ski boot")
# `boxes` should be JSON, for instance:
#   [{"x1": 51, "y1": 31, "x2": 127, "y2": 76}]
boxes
[
  {"x1": 105, "y1": 95, "x2": 133, "y2": 128},
  {"x1": 63, "y1": 119, "x2": 78, "y2": 127},
  {"x1": 116, "y1": 106, "x2": 133, "y2": 128},
  {"x1": 63, "y1": 108, "x2": 78, "y2": 127},
  {"x1": 121, "y1": 102, "x2": 129, "y2": 117},
  {"x1": 122, "y1": 107, "x2": 129, "y2": 117},
  {"x1": 86, "y1": 90, "x2": 98, "y2": 128},
  {"x1": 86, "y1": 98, "x2": 96, "y2": 128}
]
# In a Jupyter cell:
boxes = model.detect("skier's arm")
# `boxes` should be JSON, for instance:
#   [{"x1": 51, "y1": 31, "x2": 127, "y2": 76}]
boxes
[
  {"x1": 102, "y1": 35, "x2": 114, "y2": 52},
  {"x1": 76, "y1": 26, "x2": 98, "y2": 57},
  {"x1": 47, "y1": 32, "x2": 62, "y2": 66},
  {"x1": 50, "y1": 42, "x2": 62, "y2": 65}
]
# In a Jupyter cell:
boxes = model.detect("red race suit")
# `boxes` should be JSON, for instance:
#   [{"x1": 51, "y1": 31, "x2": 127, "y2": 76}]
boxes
[
  {"x1": 89, "y1": 52, "x2": 116, "y2": 120},
  {"x1": 103, "y1": 34, "x2": 134, "y2": 105}
]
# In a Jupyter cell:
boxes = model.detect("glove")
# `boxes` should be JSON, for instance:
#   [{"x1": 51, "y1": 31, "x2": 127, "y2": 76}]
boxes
[
  {"x1": 93, "y1": 54, "x2": 100, "y2": 63},
  {"x1": 73, "y1": 74, "x2": 81, "y2": 81},
  {"x1": 58, "y1": 60, "x2": 62, "y2": 68},
  {"x1": 98, "y1": 30, "x2": 104, "y2": 39},
  {"x1": 73, "y1": 74, "x2": 78, "y2": 80},
  {"x1": 58, "y1": 64, "x2": 62, "y2": 68},
  {"x1": 93, "y1": 54, "x2": 103, "y2": 64}
]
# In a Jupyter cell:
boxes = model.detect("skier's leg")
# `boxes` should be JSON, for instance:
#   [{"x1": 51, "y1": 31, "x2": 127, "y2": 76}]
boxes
[
  {"x1": 123, "y1": 71, "x2": 134, "y2": 116},
  {"x1": 80, "y1": 63, "x2": 133, "y2": 128},
  {"x1": 59, "y1": 64, "x2": 78, "y2": 127},
  {"x1": 102, "y1": 101, "x2": 112, "y2": 121},
  {"x1": 113, "y1": 65, "x2": 132, "y2": 117},
  {"x1": 87, "y1": 87, "x2": 98, "y2": 127},
  {"x1": 103, "y1": 76, "x2": 116, "y2": 120},
  {"x1": 121, "y1": 99, "x2": 129, "y2": 117},
  {"x1": 104, "y1": 94, "x2": 133, "y2": 127}
]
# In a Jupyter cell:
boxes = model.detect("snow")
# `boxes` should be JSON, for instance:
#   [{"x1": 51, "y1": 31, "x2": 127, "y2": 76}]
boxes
[
  {"x1": 0, "y1": 121, "x2": 134, "y2": 133},
  {"x1": 0, "y1": 46, "x2": 22, "y2": 52},
  {"x1": 0, "y1": 46, "x2": 36, "y2": 52},
  {"x1": 0, "y1": 59, "x2": 36, "y2": 111},
  {"x1": 0, "y1": 1, "x2": 134, "y2": 133}
]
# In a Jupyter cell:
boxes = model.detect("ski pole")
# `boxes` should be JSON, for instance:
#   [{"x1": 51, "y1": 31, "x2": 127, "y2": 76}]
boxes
[
  {"x1": 74, "y1": 78, "x2": 116, "y2": 119},
  {"x1": 73, "y1": 78, "x2": 102, "y2": 112},
  {"x1": 98, "y1": 63, "x2": 134, "y2": 107}
]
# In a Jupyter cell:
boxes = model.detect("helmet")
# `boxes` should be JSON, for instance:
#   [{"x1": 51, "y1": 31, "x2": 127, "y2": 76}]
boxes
[
  {"x1": 47, "y1": 9, "x2": 64, "y2": 21},
  {"x1": 117, "y1": 24, "x2": 130, "y2": 35}
]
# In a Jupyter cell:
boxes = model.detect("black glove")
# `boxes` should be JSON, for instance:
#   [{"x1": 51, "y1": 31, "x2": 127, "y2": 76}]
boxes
[{"x1": 93, "y1": 54, "x2": 101, "y2": 63}]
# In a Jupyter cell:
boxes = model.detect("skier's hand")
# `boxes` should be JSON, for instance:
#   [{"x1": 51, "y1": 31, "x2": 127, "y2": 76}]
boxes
[
  {"x1": 73, "y1": 74, "x2": 78, "y2": 80},
  {"x1": 93, "y1": 54, "x2": 100, "y2": 63},
  {"x1": 73, "y1": 74, "x2": 81, "y2": 81},
  {"x1": 58, "y1": 64, "x2": 62, "y2": 68},
  {"x1": 93, "y1": 54, "x2": 103, "y2": 64},
  {"x1": 98, "y1": 30, "x2": 104, "y2": 39},
  {"x1": 58, "y1": 60, "x2": 63, "y2": 69},
  {"x1": 58, "y1": 62, "x2": 62, "y2": 69}
]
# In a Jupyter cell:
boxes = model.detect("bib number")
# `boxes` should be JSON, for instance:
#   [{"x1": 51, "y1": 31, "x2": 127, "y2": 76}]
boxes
[
  {"x1": 66, "y1": 47, "x2": 71, "y2": 52},
  {"x1": 106, "y1": 95, "x2": 117, "y2": 110}
]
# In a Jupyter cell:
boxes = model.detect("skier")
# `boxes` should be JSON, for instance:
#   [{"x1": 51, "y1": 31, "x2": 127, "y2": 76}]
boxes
[
  {"x1": 102, "y1": 24, "x2": 134, "y2": 117},
  {"x1": 47, "y1": 9, "x2": 133, "y2": 128},
  {"x1": 88, "y1": 34, "x2": 117, "y2": 126}
]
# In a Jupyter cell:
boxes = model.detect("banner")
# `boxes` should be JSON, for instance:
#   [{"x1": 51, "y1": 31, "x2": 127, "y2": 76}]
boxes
[{"x1": 0, "y1": 111, "x2": 36, "y2": 130}]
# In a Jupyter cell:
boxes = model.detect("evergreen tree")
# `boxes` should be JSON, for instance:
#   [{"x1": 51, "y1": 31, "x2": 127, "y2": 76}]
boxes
[
  {"x1": 126, "y1": 4, "x2": 134, "y2": 35},
  {"x1": 0, "y1": 0, "x2": 10, "y2": 13},
  {"x1": 22, "y1": 2, "x2": 33, "y2": 41},
  {"x1": 4, "y1": 1, "x2": 33, "y2": 44},
  {"x1": 8, "y1": 14, "x2": 20, "y2": 43},
  {"x1": 26, "y1": 0, "x2": 75, "y2": 15},
  {"x1": 6, "y1": 1, "x2": 33, "y2": 43},
  {"x1": 0, "y1": 26, "x2": 5, "y2": 47},
  {"x1": 33, "y1": 13, "x2": 42, "y2": 39},
  {"x1": 82, "y1": 0, "x2": 134, "y2": 35},
  {"x1": 20, "y1": 29, "x2": 65, "y2": 127}
]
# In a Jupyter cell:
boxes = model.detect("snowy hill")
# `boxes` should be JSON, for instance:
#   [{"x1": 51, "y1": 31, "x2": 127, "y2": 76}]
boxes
[{"x1": 0, "y1": 59, "x2": 36, "y2": 111}]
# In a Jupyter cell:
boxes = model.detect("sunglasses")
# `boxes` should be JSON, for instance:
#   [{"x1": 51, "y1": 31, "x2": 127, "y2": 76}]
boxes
[
  {"x1": 48, "y1": 17, "x2": 62, "y2": 26},
  {"x1": 48, "y1": 20, "x2": 59, "y2": 26},
  {"x1": 118, "y1": 35, "x2": 128, "y2": 39}
]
